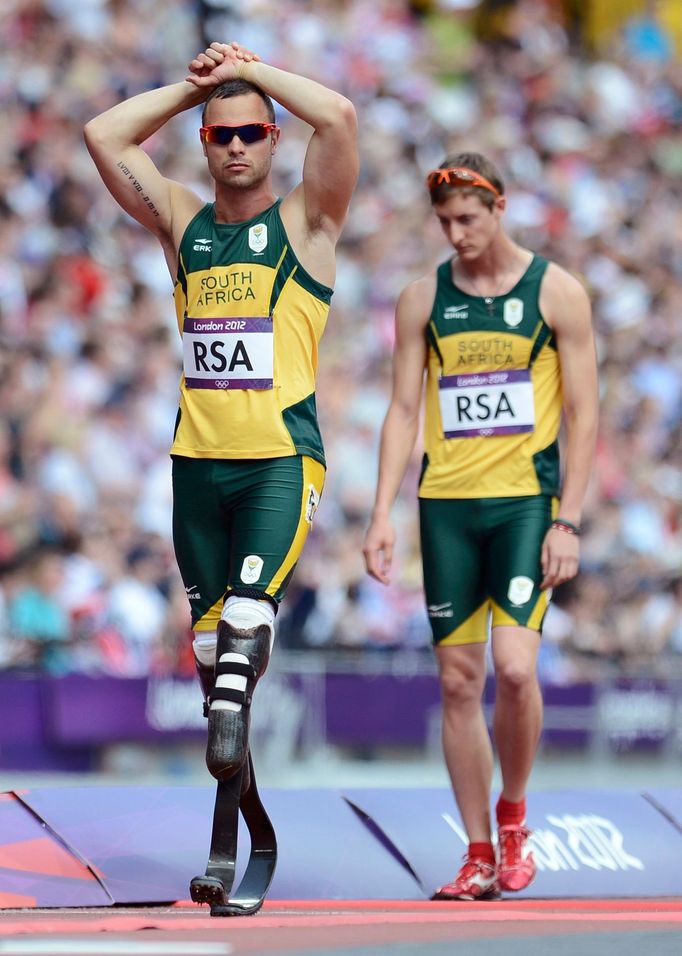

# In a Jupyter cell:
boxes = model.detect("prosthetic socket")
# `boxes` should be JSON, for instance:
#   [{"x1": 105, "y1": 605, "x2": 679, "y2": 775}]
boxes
[{"x1": 194, "y1": 596, "x2": 274, "y2": 783}]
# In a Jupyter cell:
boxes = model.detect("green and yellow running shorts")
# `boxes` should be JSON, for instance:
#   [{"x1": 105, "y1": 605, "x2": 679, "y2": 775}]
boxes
[
  {"x1": 172, "y1": 454, "x2": 324, "y2": 632},
  {"x1": 419, "y1": 494, "x2": 556, "y2": 645}
]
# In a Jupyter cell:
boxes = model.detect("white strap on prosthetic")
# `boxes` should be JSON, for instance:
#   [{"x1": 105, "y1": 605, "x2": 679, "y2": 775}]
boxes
[{"x1": 212, "y1": 597, "x2": 275, "y2": 714}]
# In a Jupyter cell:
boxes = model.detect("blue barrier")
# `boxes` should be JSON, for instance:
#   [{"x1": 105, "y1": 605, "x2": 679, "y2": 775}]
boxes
[{"x1": 2, "y1": 785, "x2": 681, "y2": 907}]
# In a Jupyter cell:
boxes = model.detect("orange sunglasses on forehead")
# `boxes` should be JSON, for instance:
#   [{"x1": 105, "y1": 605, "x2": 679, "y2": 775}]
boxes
[{"x1": 425, "y1": 167, "x2": 501, "y2": 198}]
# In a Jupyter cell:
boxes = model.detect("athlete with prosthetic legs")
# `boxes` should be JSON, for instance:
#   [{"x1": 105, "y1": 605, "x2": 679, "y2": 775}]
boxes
[
  {"x1": 85, "y1": 40, "x2": 357, "y2": 914},
  {"x1": 363, "y1": 153, "x2": 598, "y2": 900}
]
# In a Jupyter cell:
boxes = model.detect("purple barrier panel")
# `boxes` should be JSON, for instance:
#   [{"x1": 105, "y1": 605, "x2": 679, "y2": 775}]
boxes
[
  {"x1": 643, "y1": 789, "x2": 682, "y2": 832},
  {"x1": 5, "y1": 674, "x2": 675, "y2": 761},
  {"x1": 19, "y1": 786, "x2": 212, "y2": 903},
  {"x1": 540, "y1": 682, "x2": 595, "y2": 748},
  {"x1": 19, "y1": 786, "x2": 421, "y2": 903},
  {"x1": 343, "y1": 788, "x2": 682, "y2": 898},
  {"x1": 46, "y1": 675, "x2": 159, "y2": 744},
  {"x1": 45, "y1": 675, "x2": 206, "y2": 745},
  {"x1": 324, "y1": 674, "x2": 597, "y2": 750},
  {"x1": 597, "y1": 680, "x2": 681, "y2": 753},
  {"x1": 325, "y1": 673, "x2": 441, "y2": 747},
  {"x1": 0, "y1": 675, "x2": 95, "y2": 771},
  {"x1": 266, "y1": 790, "x2": 421, "y2": 899},
  {"x1": 0, "y1": 793, "x2": 111, "y2": 908},
  {"x1": 0, "y1": 676, "x2": 43, "y2": 745}
]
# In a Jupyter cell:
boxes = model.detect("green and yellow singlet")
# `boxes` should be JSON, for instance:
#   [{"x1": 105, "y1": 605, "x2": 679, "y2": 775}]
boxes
[
  {"x1": 420, "y1": 255, "x2": 562, "y2": 499},
  {"x1": 171, "y1": 199, "x2": 331, "y2": 465}
]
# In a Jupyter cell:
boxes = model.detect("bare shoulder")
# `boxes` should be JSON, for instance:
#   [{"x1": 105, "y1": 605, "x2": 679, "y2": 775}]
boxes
[
  {"x1": 279, "y1": 185, "x2": 338, "y2": 286},
  {"x1": 397, "y1": 271, "x2": 437, "y2": 326},
  {"x1": 168, "y1": 180, "x2": 206, "y2": 246},
  {"x1": 152, "y1": 180, "x2": 205, "y2": 278},
  {"x1": 540, "y1": 260, "x2": 591, "y2": 332}
]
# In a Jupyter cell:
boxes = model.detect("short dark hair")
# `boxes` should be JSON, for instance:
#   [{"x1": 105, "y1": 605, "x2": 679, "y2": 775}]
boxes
[
  {"x1": 428, "y1": 151, "x2": 504, "y2": 209},
  {"x1": 201, "y1": 79, "x2": 276, "y2": 126}
]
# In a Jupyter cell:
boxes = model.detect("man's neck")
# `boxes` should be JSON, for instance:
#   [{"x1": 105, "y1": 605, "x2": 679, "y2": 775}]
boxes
[
  {"x1": 457, "y1": 233, "x2": 523, "y2": 279},
  {"x1": 213, "y1": 185, "x2": 278, "y2": 224},
  {"x1": 453, "y1": 235, "x2": 531, "y2": 296}
]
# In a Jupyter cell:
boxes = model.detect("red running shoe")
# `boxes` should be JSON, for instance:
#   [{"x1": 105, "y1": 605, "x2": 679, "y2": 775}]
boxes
[
  {"x1": 431, "y1": 857, "x2": 500, "y2": 901},
  {"x1": 497, "y1": 824, "x2": 536, "y2": 891}
]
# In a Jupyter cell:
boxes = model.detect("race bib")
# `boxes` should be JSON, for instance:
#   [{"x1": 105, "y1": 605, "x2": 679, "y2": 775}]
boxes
[
  {"x1": 438, "y1": 369, "x2": 535, "y2": 438},
  {"x1": 183, "y1": 316, "x2": 273, "y2": 390}
]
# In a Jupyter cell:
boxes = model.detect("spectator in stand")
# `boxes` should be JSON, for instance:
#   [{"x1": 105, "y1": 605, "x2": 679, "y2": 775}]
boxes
[
  {"x1": 0, "y1": 0, "x2": 681, "y2": 676},
  {"x1": 6, "y1": 545, "x2": 71, "y2": 673}
]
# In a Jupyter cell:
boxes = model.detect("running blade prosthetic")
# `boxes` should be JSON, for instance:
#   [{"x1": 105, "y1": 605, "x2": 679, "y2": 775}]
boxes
[{"x1": 190, "y1": 752, "x2": 277, "y2": 916}]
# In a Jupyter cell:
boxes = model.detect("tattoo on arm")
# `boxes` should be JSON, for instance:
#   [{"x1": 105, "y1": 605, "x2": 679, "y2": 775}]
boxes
[{"x1": 116, "y1": 160, "x2": 160, "y2": 217}]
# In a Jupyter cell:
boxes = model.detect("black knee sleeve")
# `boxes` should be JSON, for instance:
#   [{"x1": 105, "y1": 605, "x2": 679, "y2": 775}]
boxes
[{"x1": 205, "y1": 619, "x2": 271, "y2": 783}]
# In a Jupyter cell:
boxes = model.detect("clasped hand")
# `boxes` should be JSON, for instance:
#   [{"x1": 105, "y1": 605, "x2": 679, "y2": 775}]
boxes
[{"x1": 186, "y1": 41, "x2": 261, "y2": 87}]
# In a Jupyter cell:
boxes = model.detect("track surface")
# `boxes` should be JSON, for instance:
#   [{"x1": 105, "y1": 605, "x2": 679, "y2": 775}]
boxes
[{"x1": 0, "y1": 900, "x2": 681, "y2": 955}]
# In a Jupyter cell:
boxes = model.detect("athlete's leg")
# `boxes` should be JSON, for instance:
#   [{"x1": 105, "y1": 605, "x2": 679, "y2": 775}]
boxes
[
  {"x1": 435, "y1": 642, "x2": 492, "y2": 843},
  {"x1": 420, "y1": 497, "x2": 494, "y2": 849},
  {"x1": 490, "y1": 624, "x2": 542, "y2": 801},
  {"x1": 490, "y1": 627, "x2": 542, "y2": 893},
  {"x1": 485, "y1": 495, "x2": 551, "y2": 801},
  {"x1": 206, "y1": 594, "x2": 275, "y2": 782},
  {"x1": 227, "y1": 455, "x2": 324, "y2": 605},
  {"x1": 174, "y1": 455, "x2": 323, "y2": 715},
  {"x1": 172, "y1": 456, "x2": 235, "y2": 709},
  {"x1": 187, "y1": 456, "x2": 322, "y2": 914},
  {"x1": 484, "y1": 495, "x2": 552, "y2": 892},
  {"x1": 202, "y1": 455, "x2": 323, "y2": 781},
  {"x1": 193, "y1": 630, "x2": 218, "y2": 709}
]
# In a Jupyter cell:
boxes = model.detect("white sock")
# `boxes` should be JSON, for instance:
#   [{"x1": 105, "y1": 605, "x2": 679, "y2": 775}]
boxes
[
  {"x1": 221, "y1": 596, "x2": 275, "y2": 650},
  {"x1": 193, "y1": 632, "x2": 216, "y2": 666}
]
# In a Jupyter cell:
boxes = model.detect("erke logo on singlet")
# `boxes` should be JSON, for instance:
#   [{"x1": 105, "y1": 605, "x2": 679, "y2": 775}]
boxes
[
  {"x1": 503, "y1": 298, "x2": 524, "y2": 327},
  {"x1": 444, "y1": 304, "x2": 469, "y2": 320},
  {"x1": 249, "y1": 223, "x2": 268, "y2": 254},
  {"x1": 193, "y1": 237, "x2": 212, "y2": 252}
]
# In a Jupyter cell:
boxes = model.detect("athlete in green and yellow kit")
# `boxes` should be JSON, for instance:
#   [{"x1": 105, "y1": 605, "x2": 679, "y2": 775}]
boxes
[
  {"x1": 363, "y1": 153, "x2": 598, "y2": 901},
  {"x1": 85, "y1": 40, "x2": 357, "y2": 911}
]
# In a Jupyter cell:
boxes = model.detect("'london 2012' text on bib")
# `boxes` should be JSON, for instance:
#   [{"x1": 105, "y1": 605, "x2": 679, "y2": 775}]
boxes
[
  {"x1": 183, "y1": 316, "x2": 273, "y2": 389},
  {"x1": 438, "y1": 369, "x2": 535, "y2": 438}
]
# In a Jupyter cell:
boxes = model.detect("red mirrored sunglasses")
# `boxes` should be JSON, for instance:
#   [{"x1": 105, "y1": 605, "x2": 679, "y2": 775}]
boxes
[
  {"x1": 200, "y1": 123, "x2": 278, "y2": 145},
  {"x1": 425, "y1": 167, "x2": 500, "y2": 198}
]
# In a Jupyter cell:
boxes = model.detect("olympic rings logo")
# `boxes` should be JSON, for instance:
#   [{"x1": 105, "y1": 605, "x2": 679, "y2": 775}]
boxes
[{"x1": 214, "y1": 380, "x2": 231, "y2": 389}]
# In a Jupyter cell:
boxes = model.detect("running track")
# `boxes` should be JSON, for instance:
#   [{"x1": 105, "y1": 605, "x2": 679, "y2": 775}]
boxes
[{"x1": 0, "y1": 899, "x2": 681, "y2": 955}]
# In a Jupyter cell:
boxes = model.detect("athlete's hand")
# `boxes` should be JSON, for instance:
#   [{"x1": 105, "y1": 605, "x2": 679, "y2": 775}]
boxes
[
  {"x1": 540, "y1": 527, "x2": 580, "y2": 590},
  {"x1": 186, "y1": 41, "x2": 261, "y2": 87},
  {"x1": 363, "y1": 513, "x2": 395, "y2": 586}
]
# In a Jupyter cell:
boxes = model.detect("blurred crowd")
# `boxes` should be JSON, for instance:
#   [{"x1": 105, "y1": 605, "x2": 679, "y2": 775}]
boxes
[{"x1": 1, "y1": 0, "x2": 681, "y2": 682}]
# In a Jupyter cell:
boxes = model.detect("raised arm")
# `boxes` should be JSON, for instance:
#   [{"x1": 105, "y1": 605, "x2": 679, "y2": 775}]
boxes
[
  {"x1": 83, "y1": 82, "x2": 206, "y2": 271},
  {"x1": 188, "y1": 42, "x2": 358, "y2": 241},
  {"x1": 540, "y1": 264, "x2": 599, "y2": 589},
  {"x1": 363, "y1": 277, "x2": 432, "y2": 585}
]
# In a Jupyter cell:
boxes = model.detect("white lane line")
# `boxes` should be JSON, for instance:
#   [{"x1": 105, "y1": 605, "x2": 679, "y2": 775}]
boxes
[{"x1": 0, "y1": 943, "x2": 233, "y2": 955}]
